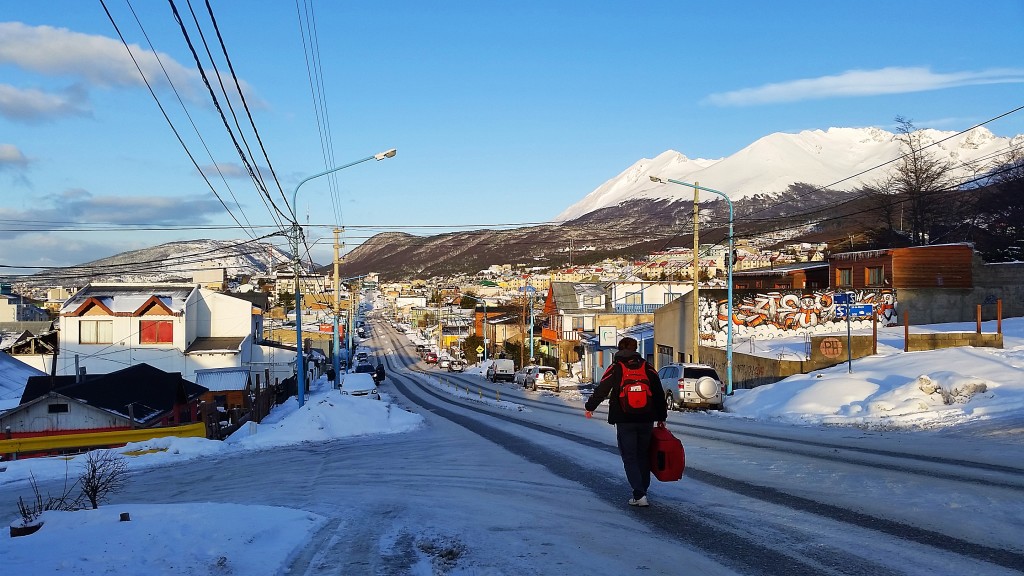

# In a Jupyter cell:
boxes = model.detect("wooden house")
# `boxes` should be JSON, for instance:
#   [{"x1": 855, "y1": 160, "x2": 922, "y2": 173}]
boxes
[
  {"x1": 732, "y1": 262, "x2": 830, "y2": 291},
  {"x1": 194, "y1": 367, "x2": 252, "y2": 413},
  {"x1": 828, "y1": 244, "x2": 973, "y2": 290}
]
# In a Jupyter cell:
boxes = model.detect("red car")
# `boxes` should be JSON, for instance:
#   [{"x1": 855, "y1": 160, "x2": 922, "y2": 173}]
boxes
[{"x1": 424, "y1": 352, "x2": 438, "y2": 364}]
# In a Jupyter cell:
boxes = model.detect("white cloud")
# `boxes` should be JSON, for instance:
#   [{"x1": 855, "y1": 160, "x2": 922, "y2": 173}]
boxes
[
  {"x1": 0, "y1": 143, "x2": 30, "y2": 169},
  {"x1": 0, "y1": 189, "x2": 231, "y2": 241},
  {"x1": 0, "y1": 23, "x2": 265, "y2": 120},
  {"x1": 0, "y1": 22, "x2": 197, "y2": 92},
  {"x1": 197, "y1": 162, "x2": 274, "y2": 181},
  {"x1": 0, "y1": 83, "x2": 89, "y2": 122},
  {"x1": 705, "y1": 67, "x2": 1024, "y2": 107}
]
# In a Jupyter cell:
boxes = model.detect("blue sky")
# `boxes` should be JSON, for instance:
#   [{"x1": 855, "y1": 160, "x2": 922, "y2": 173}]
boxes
[{"x1": 2, "y1": 1, "x2": 1023, "y2": 276}]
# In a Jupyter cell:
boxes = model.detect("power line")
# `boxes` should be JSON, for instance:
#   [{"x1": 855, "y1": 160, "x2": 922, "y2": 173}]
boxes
[
  {"x1": 166, "y1": 0, "x2": 292, "y2": 226},
  {"x1": 124, "y1": 0, "x2": 261, "y2": 239},
  {"x1": 201, "y1": 0, "x2": 295, "y2": 219},
  {"x1": 99, "y1": 0, "x2": 254, "y2": 236}
]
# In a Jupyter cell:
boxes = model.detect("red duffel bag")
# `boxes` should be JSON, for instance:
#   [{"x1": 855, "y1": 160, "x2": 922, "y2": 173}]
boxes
[{"x1": 649, "y1": 421, "x2": 685, "y2": 482}]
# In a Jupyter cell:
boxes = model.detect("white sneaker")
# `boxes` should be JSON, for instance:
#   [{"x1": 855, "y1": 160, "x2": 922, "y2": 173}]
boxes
[{"x1": 628, "y1": 496, "x2": 649, "y2": 507}]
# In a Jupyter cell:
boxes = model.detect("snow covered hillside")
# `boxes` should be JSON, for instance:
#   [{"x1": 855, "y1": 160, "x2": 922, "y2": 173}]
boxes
[{"x1": 556, "y1": 126, "x2": 1022, "y2": 221}]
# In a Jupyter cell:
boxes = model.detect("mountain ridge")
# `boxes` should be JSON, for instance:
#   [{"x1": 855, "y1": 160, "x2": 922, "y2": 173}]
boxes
[
  {"x1": 18, "y1": 126, "x2": 1023, "y2": 285},
  {"x1": 555, "y1": 126, "x2": 1019, "y2": 221}
]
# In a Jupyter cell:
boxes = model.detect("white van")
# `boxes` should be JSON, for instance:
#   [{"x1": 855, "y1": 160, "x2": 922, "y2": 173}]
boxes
[{"x1": 486, "y1": 359, "x2": 516, "y2": 383}]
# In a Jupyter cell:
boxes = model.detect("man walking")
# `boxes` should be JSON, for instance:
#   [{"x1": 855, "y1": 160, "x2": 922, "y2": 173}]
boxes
[{"x1": 585, "y1": 337, "x2": 668, "y2": 506}]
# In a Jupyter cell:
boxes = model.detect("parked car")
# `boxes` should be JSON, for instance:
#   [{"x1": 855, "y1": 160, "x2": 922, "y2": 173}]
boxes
[
  {"x1": 486, "y1": 359, "x2": 516, "y2": 382},
  {"x1": 657, "y1": 363, "x2": 724, "y2": 410},
  {"x1": 513, "y1": 366, "x2": 533, "y2": 387},
  {"x1": 424, "y1": 352, "x2": 438, "y2": 364},
  {"x1": 522, "y1": 365, "x2": 560, "y2": 392},
  {"x1": 352, "y1": 362, "x2": 375, "y2": 375},
  {"x1": 438, "y1": 357, "x2": 451, "y2": 369},
  {"x1": 339, "y1": 372, "x2": 380, "y2": 400},
  {"x1": 448, "y1": 359, "x2": 465, "y2": 372}
]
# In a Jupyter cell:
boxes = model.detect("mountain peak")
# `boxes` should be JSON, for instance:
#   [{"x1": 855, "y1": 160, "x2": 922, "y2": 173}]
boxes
[{"x1": 555, "y1": 126, "x2": 1021, "y2": 222}]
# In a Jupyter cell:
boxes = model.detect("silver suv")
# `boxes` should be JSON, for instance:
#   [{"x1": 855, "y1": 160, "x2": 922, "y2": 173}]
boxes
[
  {"x1": 522, "y1": 366, "x2": 560, "y2": 392},
  {"x1": 657, "y1": 363, "x2": 724, "y2": 410}
]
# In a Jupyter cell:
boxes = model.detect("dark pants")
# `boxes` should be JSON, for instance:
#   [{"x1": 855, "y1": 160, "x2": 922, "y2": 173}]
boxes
[{"x1": 616, "y1": 421, "x2": 653, "y2": 499}]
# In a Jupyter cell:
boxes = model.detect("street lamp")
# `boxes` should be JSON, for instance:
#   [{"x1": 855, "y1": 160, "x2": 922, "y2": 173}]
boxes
[
  {"x1": 291, "y1": 148, "x2": 396, "y2": 407},
  {"x1": 650, "y1": 175, "x2": 734, "y2": 395}
]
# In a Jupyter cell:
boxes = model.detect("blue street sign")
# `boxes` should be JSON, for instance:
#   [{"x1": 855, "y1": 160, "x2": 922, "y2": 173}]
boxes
[
  {"x1": 835, "y1": 304, "x2": 873, "y2": 318},
  {"x1": 833, "y1": 292, "x2": 853, "y2": 305},
  {"x1": 850, "y1": 304, "x2": 873, "y2": 316}
]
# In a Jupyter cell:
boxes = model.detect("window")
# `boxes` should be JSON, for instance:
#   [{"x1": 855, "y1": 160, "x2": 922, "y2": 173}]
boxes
[
  {"x1": 837, "y1": 268, "x2": 853, "y2": 286},
  {"x1": 624, "y1": 291, "x2": 643, "y2": 306},
  {"x1": 571, "y1": 316, "x2": 585, "y2": 330},
  {"x1": 867, "y1": 266, "x2": 884, "y2": 286},
  {"x1": 582, "y1": 295, "x2": 602, "y2": 307},
  {"x1": 48, "y1": 403, "x2": 69, "y2": 413},
  {"x1": 140, "y1": 320, "x2": 174, "y2": 344},
  {"x1": 80, "y1": 320, "x2": 113, "y2": 344},
  {"x1": 663, "y1": 292, "x2": 679, "y2": 304}
]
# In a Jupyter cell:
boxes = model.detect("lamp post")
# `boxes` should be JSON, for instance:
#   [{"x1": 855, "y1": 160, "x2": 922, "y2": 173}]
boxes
[
  {"x1": 291, "y1": 148, "x2": 396, "y2": 407},
  {"x1": 650, "y1": 175, "x2": 734, "y2": 395}
]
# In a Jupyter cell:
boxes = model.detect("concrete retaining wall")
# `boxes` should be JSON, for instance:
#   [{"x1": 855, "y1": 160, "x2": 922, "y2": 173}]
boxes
[
  {"x1": 905, "y1": 332, "x2": 1003, "y2": 352},
  {"x1": 698, "y1": 335, "x2": 875, "y2": 390}
]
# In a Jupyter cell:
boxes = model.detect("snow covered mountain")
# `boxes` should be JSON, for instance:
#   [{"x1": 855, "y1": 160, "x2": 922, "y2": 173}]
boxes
[
  {"x1": 23, "y1": 239, "x2": 291, "y2": 285},
  {"x1": 555, "y1": 126, "x2": 1021, "y2": 221}
]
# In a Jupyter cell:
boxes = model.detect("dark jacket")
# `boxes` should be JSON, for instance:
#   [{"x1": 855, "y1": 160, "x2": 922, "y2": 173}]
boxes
[
  {"x1": 585, "y1": 350, "x2": 668, "y2": 424},
  {"x1": 374, "y1": 364, "x2": 386, "y2": 381}
]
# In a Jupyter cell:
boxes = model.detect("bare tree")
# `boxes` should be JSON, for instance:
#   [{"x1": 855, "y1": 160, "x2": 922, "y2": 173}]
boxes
[
  {"x1": 891, "y1": 117, "x2": 958, "y2": 245},
  {"x1": 862, "y1": 174, "x2": 900, "y2": 233},
  {"x1": 15, "y1": 471, "x2": 84, "y2": 526},
  {"x1": 79, "y1": 451, "x2": 130, "y2": 509},
  {"x1": 976, "y1": 144, "x2": 1024, "y2": 260}
]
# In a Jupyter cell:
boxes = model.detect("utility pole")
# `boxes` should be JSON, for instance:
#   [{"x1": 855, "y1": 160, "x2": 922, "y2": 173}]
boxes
[
  {"x1": 332, "y1": 228, "x2": 343, "y2": 383},
  {"x1": 529, "y1": 290, "x2": 535, "y2": 362},
  {"x1": 692, "y1": 181, "x2": 700, "y2": 364},
  {"x1": 349, "y1": 278, "x2": 360, "y2": 359}
]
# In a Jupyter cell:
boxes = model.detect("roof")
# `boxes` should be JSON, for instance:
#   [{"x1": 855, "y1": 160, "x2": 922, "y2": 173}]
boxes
[
  {"x1": 61, "y1": 283, "x2": 196, "y2": 316},
  {"x1": 21, "y1": 363, "x2": 207, "y2": 424},
  {"x1": 2, "y1": 392, "x2": 132, "y2": 426},
  {"x1": 194, "y1": 367, "x2": 251, "y2": 392},
  {"x1": 186, "y1": 336, "x2": 245, "y2": 354},
  {"x1": 0, "y1": 351, "x2": 45, "y2": 402},
  {"x1": 620, "y1": 322, "x2": 654, "y2": 341},
  {"x1": 549, "y1": 282, "x2": 608, "y2": 313},
  {"x1": 733, "y1": 261, "x2": 830, "y2": 277}
]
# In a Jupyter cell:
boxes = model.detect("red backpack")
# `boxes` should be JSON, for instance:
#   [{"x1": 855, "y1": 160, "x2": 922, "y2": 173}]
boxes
[{"x1": 617, "y1": 361, "x2": 652, "y2": 414}]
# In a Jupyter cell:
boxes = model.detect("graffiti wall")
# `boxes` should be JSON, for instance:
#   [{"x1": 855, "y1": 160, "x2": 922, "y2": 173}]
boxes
[{"x1": 698, "y1": 289, "x2": 897, "y2": 346}]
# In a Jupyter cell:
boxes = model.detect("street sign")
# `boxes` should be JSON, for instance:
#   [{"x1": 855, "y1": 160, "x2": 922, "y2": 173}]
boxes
[
  {"x1": 833, "y1": 292, "x2": 853, "y2": 305},
  {"x1": 850, "y1": 304, "x2": 873, "y2": 316},
  {"x1": 476, "y1": 346, "x2": 484, "y2": 354},
  {"x1": 836, "y1": 304, "x2": 874, "y2": 318}
]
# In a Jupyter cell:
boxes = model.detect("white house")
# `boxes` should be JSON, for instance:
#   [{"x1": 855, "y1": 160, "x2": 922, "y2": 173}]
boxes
[
  {"x1": 607, "y1": 281, "x2": 694, "y2": 314},
  {"x1": 57, "y1": 283, "x2": 295, "y2": 385}
]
